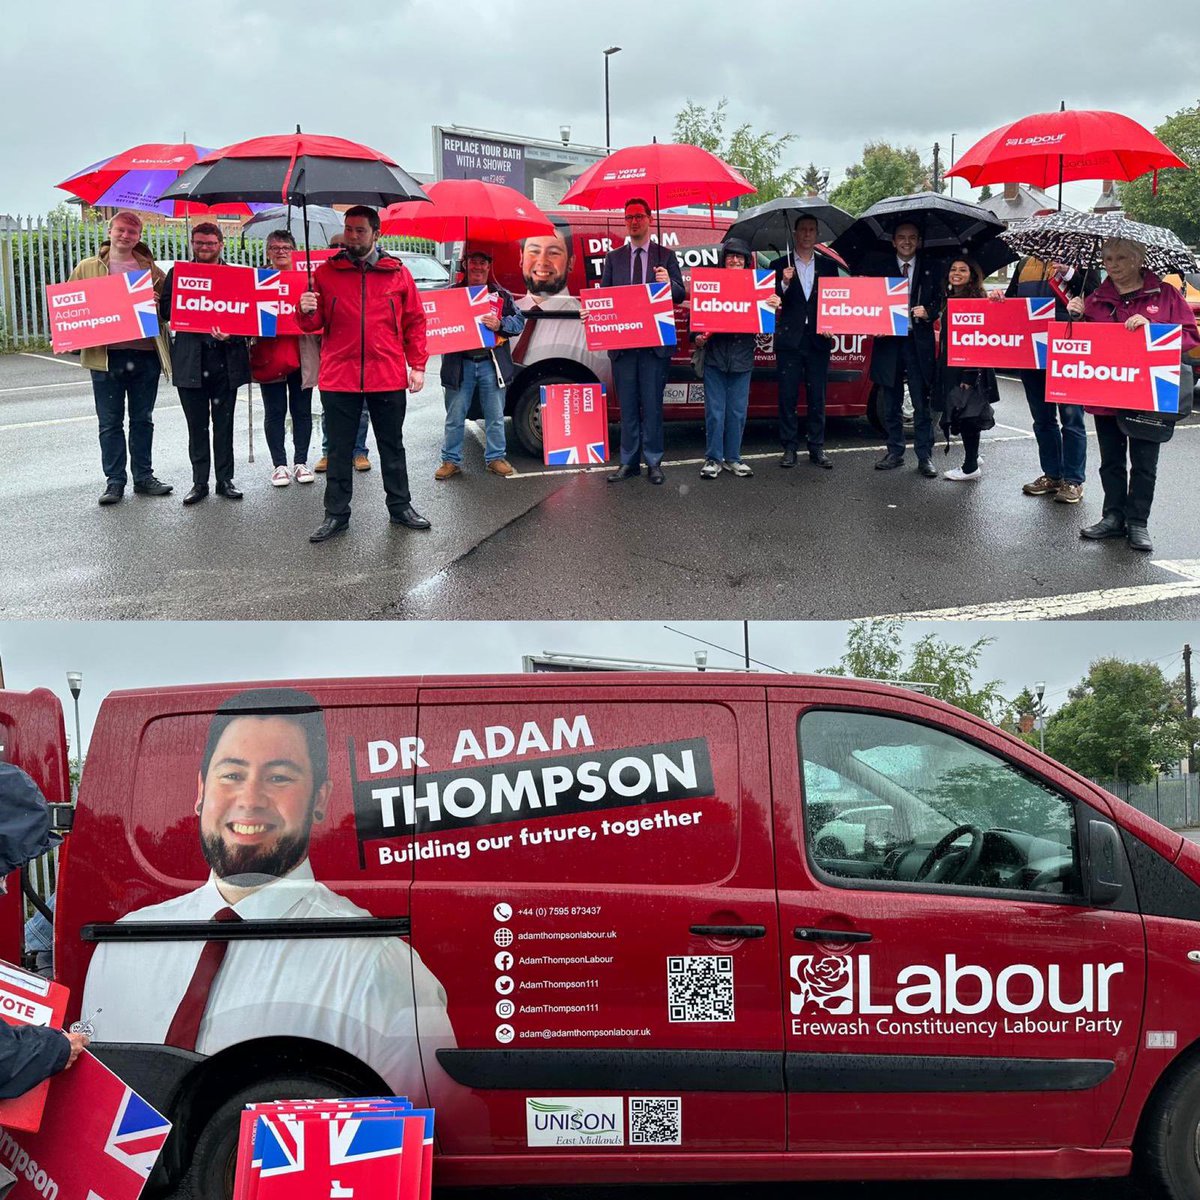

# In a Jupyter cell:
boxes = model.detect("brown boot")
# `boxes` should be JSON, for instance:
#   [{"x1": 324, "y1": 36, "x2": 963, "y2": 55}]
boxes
[
  {"x1": 313, "y1": 456, "x2": 328, "y2": 473},
  {"x1": 487, "y1": 459, "x2": 515, "y2": 477},
  {"x1": 434, "y1": 462, "x2": 461, "y2": 480}
]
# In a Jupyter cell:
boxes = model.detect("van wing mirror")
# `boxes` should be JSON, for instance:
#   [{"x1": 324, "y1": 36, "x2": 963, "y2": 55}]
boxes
[
  {"x1": 48, "y1": 803, "x2": 73, "y2": 832},
  {"x1": 1087, "y1": 819, "x2": 1123, "y2": 907}
]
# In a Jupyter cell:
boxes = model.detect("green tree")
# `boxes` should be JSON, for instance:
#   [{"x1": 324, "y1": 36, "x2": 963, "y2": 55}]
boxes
[
  {"x1": 1119, "y1": 102, "x2": 1200, "y2": 243},
  {"x1": 673, "y1": 98, "x2": 797, "y2": 204},
  {"x1": 818, "y1": 618, "x2": 1006, "y2": 721},
  {"x1": 798, "y1": 162, "x2": 825, "y2": 197},
  {"x1": 830, "y1": 142, "x2": 929, "y2": 215},
  {"x1": 978, "y1": 184, "x2": 993, "y2": 201},
  {"x1": 1042, "y1": 658, "x2": 1198, "y2": 783}
]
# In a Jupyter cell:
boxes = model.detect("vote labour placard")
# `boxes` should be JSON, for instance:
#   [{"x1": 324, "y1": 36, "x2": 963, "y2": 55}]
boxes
[
  {"x1": 4, "y1": 1051, "x2": 171, "y2": 1200},
  {"x1": 169, "y1": 263, "x2": 279, "y2": 338},
  {"x1": 540, "y1": 383, "x2": 609, "y2": 466},
  {"x1": 946, "y1": 298, "x2": 1057, "y2": 369},
  {"x1": 267, "y1": 269, "x2": 310, "y2": 337},
  {"x1": 689, "y1": 269, "x2": 776, "y2": 334},
  {"x1": 421, "y1": 286, "x2": 499, "y2": 356},
  {"x1": 0, "y1": 959, "x2": 68, "y2": 1133},
  {"x1": 292, "y1": 249, "x2": 337, "y2": 275},
  {"x1": 45, "y1": 271, "x2": 159, "y2": 354},
  {"x1": 1046, "y1": 321, "x2": 1183, "y2": 412},
  {"x1": 816, "y1": 276, "x2": 909, "y2": 337},
  {"x1": 581, "y1": 283, "x2": 677, "y2": 352}
]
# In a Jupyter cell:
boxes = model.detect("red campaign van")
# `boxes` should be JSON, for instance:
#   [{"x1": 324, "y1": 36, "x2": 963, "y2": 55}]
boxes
[
  {"x1": 5, "y1": 674, "x2": 1200, "y2": 1199},
  {"x1": 479, "y1": 210, "x2": 879, "y2": 455}
]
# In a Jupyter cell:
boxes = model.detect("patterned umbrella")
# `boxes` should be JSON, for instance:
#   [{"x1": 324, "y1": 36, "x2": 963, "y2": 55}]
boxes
[{"x1": 1000, "y1": 210, "x2": 1196, "y2": 276}]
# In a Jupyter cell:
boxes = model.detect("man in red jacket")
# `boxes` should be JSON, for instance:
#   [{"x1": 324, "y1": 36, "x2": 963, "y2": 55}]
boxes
[{"x1": 298, "y1": 206, "x2": 430, "y2": 542}]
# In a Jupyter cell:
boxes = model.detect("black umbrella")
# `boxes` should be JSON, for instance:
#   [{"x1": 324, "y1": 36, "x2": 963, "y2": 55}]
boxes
[
  {"x1": 832, "y1": 191, "x2": 1011, "y2": 274},
  {"x1": 241, "y1": 204, "x2": 343, "y2": 246},
  {"x1": 724, "y1": 196, "x2": 854, "y2": 254}
]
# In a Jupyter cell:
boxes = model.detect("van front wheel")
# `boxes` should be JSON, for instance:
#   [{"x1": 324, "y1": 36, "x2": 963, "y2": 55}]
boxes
[
  {"x1": 511, "y1": 374, "x2": 585, "y2": 458},
  {"x1": 1140, "y1": 1057, "x2": 1200, "y2": 1200}
]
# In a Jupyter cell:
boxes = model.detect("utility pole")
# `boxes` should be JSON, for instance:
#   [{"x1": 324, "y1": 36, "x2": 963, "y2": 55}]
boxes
[
  {"x1": 1185, "y1": 643, "x2": 1195, "y2": 774},
  {"x1": 931, "y1": 142, "x2": 941, "y2": 193},
  {"x1": 949, "y1": 134, "x2": 956, "y2": 197},
  {"x1": 743, "y1": 621, "x2": 750, "y2": 671}
]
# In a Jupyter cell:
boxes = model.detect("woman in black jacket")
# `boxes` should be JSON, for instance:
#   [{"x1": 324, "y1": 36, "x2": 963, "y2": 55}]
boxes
[
  {"x1": 936, "y1": 256, "x2": 999, "y2": 481},
  {"x1": 693, "y1": 237, "x2": 779, "y2": 479}
]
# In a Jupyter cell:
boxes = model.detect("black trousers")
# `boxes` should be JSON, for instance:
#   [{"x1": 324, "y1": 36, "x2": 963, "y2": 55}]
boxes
[
  {"x1": 322, "y1": 389, "x2": 410, "y2": 519},
  {"x1": 177, "y1": 380, "x2": 237, "y2": 487},
  {"x1": 1094, "y1": 414, "x2": 1160, "y2": 525},
  {"x1": 776, "y1": 343, "x2": 830, "y2": 451}
]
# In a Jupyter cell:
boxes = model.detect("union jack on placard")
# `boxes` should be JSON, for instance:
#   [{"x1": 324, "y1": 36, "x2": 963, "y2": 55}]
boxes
[
  {"x1": 1025, "y1": 296, "x2": 1057, "y2": 322},
  {"x1": 546, "y1": 442, "x2": 606, "y2": 466},
  {"x1": 255, "y1": 1113, "x2": 305, "y2": 1176},
  {"x1": 885, "y1": 277, "x2": 910, "y2": 298},
  {"x1": 125, "y1": 269, "x2": 160, "y2": 338},
  {"x1": 465, "y1": 285, "x2": 498, "y2": 347},
  {"x1": 647, "y1": 281, "x2": 678, "y2": 346},
  {"x1": 752, "y1": 269, "x2": 776, "y2": 335},
  {"x1": 104, "y1": 1086, "x2": 172, "y2": 1178},
  {"x1": 1032, "y1": 330, "x2": 1049, "y2": 369},
  {"x1": 885, "y1": 277, "x2": 911, "y2": 336},
  {"x1": 1147, "y1": 322, "x2": 1183, "y2": 412}
]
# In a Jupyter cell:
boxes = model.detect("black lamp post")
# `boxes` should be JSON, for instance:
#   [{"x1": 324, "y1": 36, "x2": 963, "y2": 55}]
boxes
[{"x1": 603, "y1": 47, "x2": 622, "y2": 150}]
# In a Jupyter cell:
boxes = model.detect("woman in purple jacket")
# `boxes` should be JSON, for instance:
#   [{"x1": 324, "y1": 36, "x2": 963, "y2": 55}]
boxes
[{"x1": 1068, "y1": 238, "x2": 1199, "y2": 552}]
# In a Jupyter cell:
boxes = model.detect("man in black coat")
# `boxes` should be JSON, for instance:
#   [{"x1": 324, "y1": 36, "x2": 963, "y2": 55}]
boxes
[
  {"x1": 770, "y1": 214, "x2": 842, "y2": 469},
  {"x1": 158, "y1": 223, "x2": 251, "y2": 506},
  {"x1": 859, "y1": 222, "x2": 942, "y2": 476},
  {"x1": 598, "y1": 198, "x2": 686, "y2": 485}
]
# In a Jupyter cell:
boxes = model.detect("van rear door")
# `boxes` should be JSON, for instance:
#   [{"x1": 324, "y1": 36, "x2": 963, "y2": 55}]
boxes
[
  {"x1": 768, "y1": 685, "x2": 1145, "y2": 1155},
  {"x1": 410, "y1": 681, "x2": 784, "y2": 1163}
]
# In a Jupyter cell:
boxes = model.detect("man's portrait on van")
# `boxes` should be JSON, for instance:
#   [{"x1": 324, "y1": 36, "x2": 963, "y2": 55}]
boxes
[{"x1": 81, "y1": 687, "x2": 453, "y2": 1094}]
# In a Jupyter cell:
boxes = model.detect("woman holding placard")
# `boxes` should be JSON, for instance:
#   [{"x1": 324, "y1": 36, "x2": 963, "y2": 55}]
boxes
[{"x1": 1069, "y1": 238, "x2": 1198, "y2": 552}]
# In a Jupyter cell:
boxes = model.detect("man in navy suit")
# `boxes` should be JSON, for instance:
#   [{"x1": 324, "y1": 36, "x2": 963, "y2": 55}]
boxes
[
  {"x1": 598, "y1": 198, "x2": 686, "y2": 485},
  {"x1": 770, "y1": 214, "x2": 842, "y2": 469},
  {"x1": 858, "y1": 222, "x2": 942, "y2": 477}
]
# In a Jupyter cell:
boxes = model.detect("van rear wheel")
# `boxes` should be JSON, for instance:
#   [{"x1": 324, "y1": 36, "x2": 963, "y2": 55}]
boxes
[
  {"x1": 174, "y1": 1075, "x2": 345, "y2": 1200},
  {"x1": 1140, "y1": 1057, "x2": 1200, "y2": 1199}
]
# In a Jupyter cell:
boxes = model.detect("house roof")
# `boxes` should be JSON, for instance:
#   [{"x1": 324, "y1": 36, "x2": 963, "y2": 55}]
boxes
[{"x1": 979, "y1": 184, "x2": 1078, "y2": 223}]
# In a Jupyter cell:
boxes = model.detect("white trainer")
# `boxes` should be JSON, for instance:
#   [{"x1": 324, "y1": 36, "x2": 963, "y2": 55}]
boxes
[
  {"x1": 293, "y1": 463, "x2": 315, "y2": 484},
  {"x1": 699, "y1": 459, "x2": 721, "y2": 479},
  {"x1": 943, "y1": 466, "x2": 982, "y2": 481},
  {"x1": 728, "y1": 461, "x2": 754, "y2": 478},
  {"x1": 271, "y1": 465, "x2": 292, "y2": 487}
]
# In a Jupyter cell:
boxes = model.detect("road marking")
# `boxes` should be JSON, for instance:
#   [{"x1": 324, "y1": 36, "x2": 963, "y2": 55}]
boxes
[
  {"x1": 0, "y1": 380, "x2": 94, "y2": 395},
  {"x1": 993, "y1": 422, "x2": 1035, "y2": 437},
  {"x1": 17, "y1": 352, "x2": 64, "y2": 365},
  {"x1": 0, "y1": 415, "x2": 95, "y2": 431},
  {"x1": 873, "y1": 560, "x2": 1200, "y2": 621}
]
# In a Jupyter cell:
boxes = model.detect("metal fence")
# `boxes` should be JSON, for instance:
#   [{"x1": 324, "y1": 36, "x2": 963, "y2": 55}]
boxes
[
  {"x1": 1089, "y1": 774, "x2": 1200, "y2": 829},
  {"x1": 0, "y1": 214, "x2": 433, "y2": 350}
]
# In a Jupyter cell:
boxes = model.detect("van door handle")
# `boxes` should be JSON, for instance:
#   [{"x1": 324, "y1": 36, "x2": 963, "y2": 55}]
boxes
[
  {"x1": 689, "y1": 924, "x2": 767, "y2": 939},
  {"x1": 794, "y1": 927, "x2": 872, "y2": 943}
]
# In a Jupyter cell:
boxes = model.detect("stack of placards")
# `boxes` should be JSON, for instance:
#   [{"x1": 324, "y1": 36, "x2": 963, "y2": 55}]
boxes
[
  {"x1": 234, "y1": 1098, "x2": 434, "y2": 1200},
  {"x1": 0, "y1": 959, "x2": 69, "y2": 1131}
]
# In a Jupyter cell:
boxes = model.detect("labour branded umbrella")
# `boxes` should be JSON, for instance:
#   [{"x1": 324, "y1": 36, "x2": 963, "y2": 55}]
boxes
[
  {"x1": 832, "y1": 192, "x2": 1013, "y2": 276},
  {"x1": 724, "y1": 196, "x2": 853, "y2": 254},
  {"x1": 379, "y1": 179, "x2": 554, "y2": 250},
  {"x1": 1000, "y1": 210, "x2": 1196, "y2": 278}
]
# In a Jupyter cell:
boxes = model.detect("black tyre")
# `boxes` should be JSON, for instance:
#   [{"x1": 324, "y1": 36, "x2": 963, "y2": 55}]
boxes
[
  {"x1": 1140, "y1": 1057, "x2": 1200, "y2": 1199},
  {"x1": 175, "y1": 1075, "x2": 345, "y2": 1200},
  {"x1": 511, "y1": 373, "x2": 585, "y2": 458}
]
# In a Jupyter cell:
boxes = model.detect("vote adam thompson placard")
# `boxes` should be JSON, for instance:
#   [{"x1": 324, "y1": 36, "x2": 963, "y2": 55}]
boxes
[
  {"x1": 1045, "y1": 321, "x2": 1183, "y2": 412},
  {"x1": 45, "y1": 271, "x2": 160, "y2": 354},
  {"x1": 581, "y1": 283, "x2": 677, "y2": 352},
  {"x1": 540, "y1": 383, "x2": 609, "y2": 466},
  {"x1": 945, "y1": 297, "x2": 1057, "y2": 370},
  {"x1": 688, "y1": 269, "x2": 776, "y2": 334},
  {"x1": 817, "y1": 276, "x2": 909, "y2": 337},
  {"x1": 0, "y1": 960, "x2": 68, "y2": 1132},
  {"x1": 421, "y1": 286, "x2": 499, "y2": 356}
]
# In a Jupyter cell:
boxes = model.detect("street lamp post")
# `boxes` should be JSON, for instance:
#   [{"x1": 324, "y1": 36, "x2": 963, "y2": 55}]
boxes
[
  {"x1": 1035, "y1": 680, "x2": 1046, "y2": 754},
  {"x1": 66, "y1": 671, "x2": 82, "y2": 798},
  {"x1": 603, "y1": 46, "x2": 622, "y2": 150}
]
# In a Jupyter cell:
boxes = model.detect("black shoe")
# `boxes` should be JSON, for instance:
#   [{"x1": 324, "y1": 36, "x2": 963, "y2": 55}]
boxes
[
  {"x1": 648, "y1": 464, "x2": 665, "y2": 485},
  {"x1": 390, "y1": 505, "x2": 432, "y2": 530},
  {"x1": 875, "y1": 454, "x2": 904, "y2": 470},
  {"x1": 216, "y1": 481, "x2": 243, "y2": 500},
  {"x1": 98, "y1": 483, "x2": 124, "y2": 506},
  {"x1": 1080, "y1": 513, "x2": 1127, "y2": 540},
  {"x1": 780, "y1": 447, "x2": 798, "y2": 468},
  {"x1": 810, "y1": 451, "x2": 833, "y2": 470},
  {"x1": 608, "y1": 464, "x2": 640, "y2": 483},
  {"x1": 1127, "y1": 522, "x2": 1154, "y2": 552},
  {"x1": 133, "y1": 476, "x2": 173, "y2": 497},
  {"x1": 182, "y1": 484, "x2": 209, "y2": 506},
  {"x1": 917, "y1": 458, "x2": 937, "y2": 479},
  {"x1": 310, "y1": 515, "x2": 349, "y2": 543}
]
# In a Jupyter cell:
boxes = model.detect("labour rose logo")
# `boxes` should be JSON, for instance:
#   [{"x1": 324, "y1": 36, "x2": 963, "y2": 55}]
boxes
[{"x1": 789, "y1": 954, "x2": 853, "y2": 1015}]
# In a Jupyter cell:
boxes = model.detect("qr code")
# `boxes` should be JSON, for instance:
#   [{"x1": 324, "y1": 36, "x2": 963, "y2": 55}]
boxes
[
  {"x1": 629, "y1": 1096, "x2": 682, "y2": 1145},
  {"x1": 667, "y1": 955, "x2": 734, "y2": 1022}
]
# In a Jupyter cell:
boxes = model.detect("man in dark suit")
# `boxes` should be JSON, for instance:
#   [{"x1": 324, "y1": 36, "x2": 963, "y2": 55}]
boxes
[
  {"x1": 859, "y1": 222, "x2": 942, "y2": 476},
  {"x1": 770, "y1": 214, "x2": 842, "y2": 469},
  {"x1": 599, "y1": 198, "x2": 686, "y2": 485}
]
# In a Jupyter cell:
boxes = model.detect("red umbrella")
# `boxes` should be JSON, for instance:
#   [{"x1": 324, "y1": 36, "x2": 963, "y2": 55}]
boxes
[
  {"x1": 56, "y1": 143, "x2": 261, "y2": 218},
  {"x1": 947, "y1": 109, "x2": 1187, "y2": 195},
  {"x1": 379, "y1": 179, "x2": 554, "y2": 244},
  {"x1": 559, "y1": 142, "x2": 755, "y2": 213}
]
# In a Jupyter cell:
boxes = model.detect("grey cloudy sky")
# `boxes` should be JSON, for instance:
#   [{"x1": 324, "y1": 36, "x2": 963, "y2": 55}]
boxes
[
  {"x1": 4, "y1": 0, "x2": 1198, "y2": 216},
  {"x1": 2, "y1": 620, "x2": 1196, "y2": 753}
]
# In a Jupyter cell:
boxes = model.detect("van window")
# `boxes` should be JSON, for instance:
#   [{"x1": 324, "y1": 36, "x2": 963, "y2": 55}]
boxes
[{"x1": 797, "y1": 711, "x2": 1080, "y2": 898}]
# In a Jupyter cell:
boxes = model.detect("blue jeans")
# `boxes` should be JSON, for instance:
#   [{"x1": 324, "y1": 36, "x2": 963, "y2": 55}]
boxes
[
  {"x1": 613, "y1": 349, "x2": 669, "y2": 466},
  {"x1": 321, "y1": 401, "x2": 369, "y2": 458},
  {"x1": 703, "y1": 366, "x2": 752, "y2": 462},
  {"x1": 882, "y1": 339, "x2": 934, "y2": 461},
  {"x1": 441, "y1": 357, "x2": 507, "y2": 464},
  {"x1": 1020, "y1": 370, "x2": 1086, "y2": 485},
  {"x1": 90, "y1": 349, "x2": 161, "y2": 486}
]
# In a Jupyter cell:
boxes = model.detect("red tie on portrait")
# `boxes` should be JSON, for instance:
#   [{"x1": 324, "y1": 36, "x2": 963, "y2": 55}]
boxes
[
  {"x1": 512, "y1": 303, "x2": 542, "y2": 364},
  {"x1": 164, "y1": 906, "x2": 241, "y2": 1051},
  {"x1": 902, "y1": 261, "x2": 911, "y2": 279}
]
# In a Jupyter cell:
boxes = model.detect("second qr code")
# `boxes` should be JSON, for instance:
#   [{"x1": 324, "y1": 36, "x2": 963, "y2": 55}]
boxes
[{"x1": 666, "y1": 955, "x2": 734, "y2": 1022}]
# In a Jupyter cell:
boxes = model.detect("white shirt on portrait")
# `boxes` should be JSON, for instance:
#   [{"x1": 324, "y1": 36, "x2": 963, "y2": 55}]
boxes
[{"x1": 515, "y1": 291, "x2": 613, "y2": 387}]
